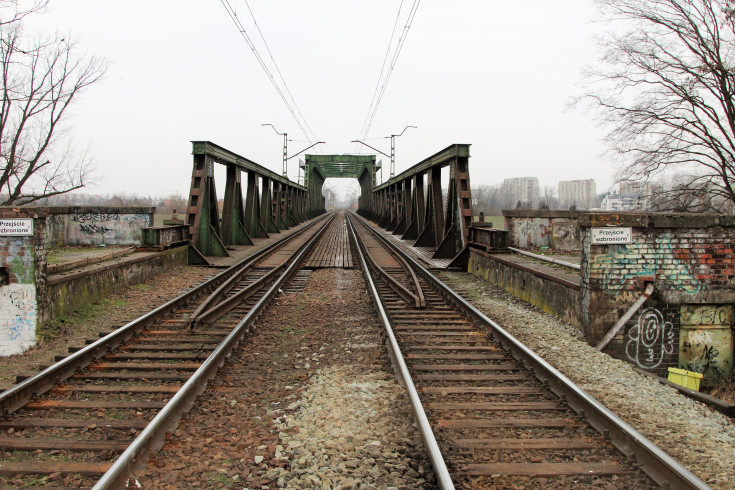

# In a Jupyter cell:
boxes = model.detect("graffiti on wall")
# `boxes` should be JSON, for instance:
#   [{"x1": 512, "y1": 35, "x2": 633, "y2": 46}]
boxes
[
  {"x1": 679, "y1": 305, "x2": 733, "y2": 382},
  {"x1": 79, "y1": 224, "x2": 113, "y2": 235},
  {"x1": 0, "y1": 283, "x2": 37, "y2": 356},
  {"x1": 551, "y1": 219, "x2": 580, "y2": 251},
  {"x1": 681, "y1": 304, "x2": 733, "y2": 326},
  {"x1": 65, "y1": 212, "x2": 151, "y2": 245},
  {"x1": 72, "y1": 213, "x2": 120, "y2": 223},
  {"x1": 626, "y1": 307, "x2": 675, "y2": 369},
  {"x1": 72, "y1": 213, "x2": 119, "y2": 236},
  {"x1": 514, "y1": 218, "x2": 550, "y2": 248},
  {"x1": 591, "y1": 233, "x2": 703, "y2": 296}
]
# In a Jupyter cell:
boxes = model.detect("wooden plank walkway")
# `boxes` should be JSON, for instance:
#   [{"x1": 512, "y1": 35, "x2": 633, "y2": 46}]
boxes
[
  {"x1": 205, "y1": 218, "x2": 316, "y2": 268},
  {"x1": 303, "y1": 211, "x2": 353, "y2": 269},
  {"x1": 365, "y1": 218, "x2": 452, "y2": 269}
]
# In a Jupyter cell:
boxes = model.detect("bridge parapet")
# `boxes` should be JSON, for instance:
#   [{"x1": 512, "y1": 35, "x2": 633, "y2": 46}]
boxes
[
  {"x1": 186, "y1": 141, "x2": 310, "y2": 259},
  {"x1": 362, "y1": 144, "x2": 473, "y2": 259}
]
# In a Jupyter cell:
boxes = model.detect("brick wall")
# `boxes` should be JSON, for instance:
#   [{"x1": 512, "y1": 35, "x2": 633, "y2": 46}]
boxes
[{"x1": 580, "y1": 212, "x2": 735, "y2": 379}]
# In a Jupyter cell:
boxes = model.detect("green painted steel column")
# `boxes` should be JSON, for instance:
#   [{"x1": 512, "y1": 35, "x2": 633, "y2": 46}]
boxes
[{"x1": 221, "y1": 165, "x2": 253, "y2": 246}]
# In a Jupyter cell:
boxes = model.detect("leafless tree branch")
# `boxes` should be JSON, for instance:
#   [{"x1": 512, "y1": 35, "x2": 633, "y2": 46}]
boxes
[
  {"x1": 0, "y1": 9, "x2": 106, "y2": 205},
  {"x1": 578, "y1": 0, "x2": 735, "y2": 212}
]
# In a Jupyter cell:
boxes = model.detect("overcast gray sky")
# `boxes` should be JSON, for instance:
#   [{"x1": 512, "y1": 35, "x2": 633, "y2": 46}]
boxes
[{"x1": 24, "y1": 0, "x2": 614, "y2": 200}]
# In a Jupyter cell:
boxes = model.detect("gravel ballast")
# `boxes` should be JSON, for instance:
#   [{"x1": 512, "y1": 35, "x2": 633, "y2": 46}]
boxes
[
  {"x1": 140, "y1": 268, "x2": 434, "y2": 489},
  {"x1": 440, "y1": 271, "x2": 735, "y2": 489}
]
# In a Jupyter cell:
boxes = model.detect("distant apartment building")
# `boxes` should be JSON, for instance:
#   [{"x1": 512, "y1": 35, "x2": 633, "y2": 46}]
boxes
[
  {"x1": 558, "y1": 179, "x2": 597, "y2": 210},
  {"x1": 600, "y1": 181, "x2": 652, "y2": 211},
  {"x1": 619, "y1": 181, "x2": 652, "y2": 197},
  {"x1": 501, "y1": 177, "x2": 539, "y2": 207},
  {"x1": 600, "y1": 194, "x2": 641, "y2": 211}
]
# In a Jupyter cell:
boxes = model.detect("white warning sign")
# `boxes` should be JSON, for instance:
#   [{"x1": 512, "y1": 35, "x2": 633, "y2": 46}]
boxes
[
  {"x1": 591, "y1": 227, "x2": 632, "y2": 245},
  {"x1": 0, "y1": 219, "x2": 33, "y2": 236}
]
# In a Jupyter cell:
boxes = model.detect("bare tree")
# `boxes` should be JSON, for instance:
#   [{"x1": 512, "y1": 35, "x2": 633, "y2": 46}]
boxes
[
  {"x1": 0, "y1": 4, "x2": 106, "y2": 205},
  {"x1": 580, "y1": 0, "x2": 735, "y2": 212},
  {"x1": 472, "y1": 184, "x2": 500, "y2": 214},
  {"x1": 0, "y1": 1, "x2": 47, "y2": 27},
  {"x1": 649, "y1": 173, "x2": 735, "y2": 211},
  {"x1": 539, "y1": 185, "x2": 559, "y2": 210}
]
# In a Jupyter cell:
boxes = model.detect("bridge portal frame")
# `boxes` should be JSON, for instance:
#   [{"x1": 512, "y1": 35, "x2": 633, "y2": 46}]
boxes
[{"x1": 303, "y1": 154, "x2": 378, "y2": 215}]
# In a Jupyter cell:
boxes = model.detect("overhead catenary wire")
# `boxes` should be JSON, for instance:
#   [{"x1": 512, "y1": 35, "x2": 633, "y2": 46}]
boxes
[
  {"x1": 355, "y1": 0, "x2": 421, "y2": 149},
  {"x1": 241, "y1": 0, "x2": 321, "y2": 146},
  {"x1": 355, "y1": 0, "x2": 405, "y2": 148},
  {"x1": 219, "y1": 0, "x2": 318, "y2": 145},
  {"x1": 367, "y1": 0, "x2": 421, "y2": 136}
]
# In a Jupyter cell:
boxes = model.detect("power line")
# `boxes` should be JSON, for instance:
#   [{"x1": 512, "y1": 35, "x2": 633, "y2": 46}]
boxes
[
  {"x1": 219, "y1": 0, "x2": 317, "y2": 144},
  {"x1": 355, "y1": 0, "x2": 421, "y2": 147},
  {"x1": 355, "y1": 0, "x2": 404, "y2": 147},
  {"x1": 366, "y1": 0, "x2": 421, "y2": 139},
  {"x1": 241, "y1": 0, "x2": 320, "y2": 145}
]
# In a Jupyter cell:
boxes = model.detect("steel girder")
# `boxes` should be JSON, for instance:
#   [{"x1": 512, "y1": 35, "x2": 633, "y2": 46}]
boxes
[
  {"x1": 186, "y1": 141, "x2": 308, "y2": 261},
  {"x1": 369, "y1": 144, "x2": 473, "y2": 260}
]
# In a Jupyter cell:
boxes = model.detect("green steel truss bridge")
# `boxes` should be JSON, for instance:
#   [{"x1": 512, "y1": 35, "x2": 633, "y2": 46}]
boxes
[{"x1": 186, "y1": 140, "x2": 473, "y2": 263}]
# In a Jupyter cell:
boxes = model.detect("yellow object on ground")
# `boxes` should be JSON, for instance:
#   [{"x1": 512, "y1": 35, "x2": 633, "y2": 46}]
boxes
[{"x1": 667, "y1": 367, "x2": 703, "y2": 391}]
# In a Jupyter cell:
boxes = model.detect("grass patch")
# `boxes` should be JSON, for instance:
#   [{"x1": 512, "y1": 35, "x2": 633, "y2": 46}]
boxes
[
  {"x1": 134, "y1": 284, "x2": 152, "y2": 291},
  {"x1": 707, "y1": 378, "x2": 735, "y2": 405},
  {"x1": 473, "y1": 215, "x2": 505, "y2": 230},
  {"x1": 36, "y1": 315, "x2": 70, "y2": 343},
  {"x1": 37, "y1": 298, "x2": 126, "y2": 342},
  {"x1": 17, "y1": 476, "x2": 50, "y2": 487},
  {"x1": 205, "y1": 472, "x2": 236, "y2": 485}
]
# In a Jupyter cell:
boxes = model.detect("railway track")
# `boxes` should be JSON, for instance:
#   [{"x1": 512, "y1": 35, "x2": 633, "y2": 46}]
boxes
[
  {"x1": 0, "y1": 209, "x2": 713, "y2": 488},
  {"x1": 346, "y1": 212, "x2": 709, "y2": 489},
  {"x1": 0, "y1": 213, "x2": 334, "y2": 489}
]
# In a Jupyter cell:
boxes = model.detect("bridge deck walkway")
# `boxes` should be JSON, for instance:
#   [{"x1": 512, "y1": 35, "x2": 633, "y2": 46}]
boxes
[
  {"x1": 363, "y1": 217, "x2": 451, "y2": 269},
  {"x1": 204, "y1": 218, "x2": 318, "y2": 268},
  {"x1": 303, "y1": 212, "x2": 353, "y2": 269}
]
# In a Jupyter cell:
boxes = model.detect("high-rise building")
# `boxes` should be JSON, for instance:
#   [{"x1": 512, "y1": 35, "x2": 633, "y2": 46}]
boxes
[
  {"x1": 558, "y1": 179, "x2": 597, "y2": 210},
  {"x1": 501, "y1": 177, "x2": 539, "y2": 208}
]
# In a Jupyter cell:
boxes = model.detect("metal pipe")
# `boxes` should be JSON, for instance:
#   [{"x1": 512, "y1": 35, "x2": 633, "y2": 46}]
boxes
[
  {"x1": 346, "y1": 214, "x2": 454, "y2": 489},
  {"x1": 596, "y1": 283, "x2": 655, "y2": 351},
  {"x1": 508, "y1": 246, "x2": 581, "y2": 270}
]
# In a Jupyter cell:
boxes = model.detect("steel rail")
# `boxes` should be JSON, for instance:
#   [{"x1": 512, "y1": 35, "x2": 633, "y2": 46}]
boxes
[
  {"x1": 508, "y1": 246, "x2": 581, "y2": 271},
  {"x1": 188, "y1": 220, "x2": 321, "y2": 329},
  {"x1": 345, "y1": 214, "x2": 454, "y2": 489},
  {"x1": 94, "y1": 213, "x2": 336, "y2": 489},
  {"x1": 186, "y1": 261, "x2": 258, "y2": 328},
  {"x1": 350, "y1": 216, "x2": 425, "y2": 308},
  {"x1": 0, "y1": 214, "x2": 329, "y2": 416},
  {"x1": 349, "y1": 212, "x2": 709, "y2": 489},
  {"x1": 192, "y1": 265, "x2": 285, "y2": 327}
]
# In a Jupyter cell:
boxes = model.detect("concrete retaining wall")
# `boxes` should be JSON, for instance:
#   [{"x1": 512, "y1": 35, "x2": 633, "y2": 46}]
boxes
[
  {"x1": 468, "y1": 249, "x2": 582, "y2": 329},
  {"x1": 46, "y1": 245, "x2": 188, "y2": 321},
  {"x1": 470, "y1": 211, "x2": 734, "y2": 384},
  {"x1": 45, "y1": 207, "x2": 154, "y2": 248},
  {"x1": 503, "y1": 210, "x2": 581, "y2": 251},
  {"x1": 0, "y1": 206, "x2": 182, "y2": 356}
]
